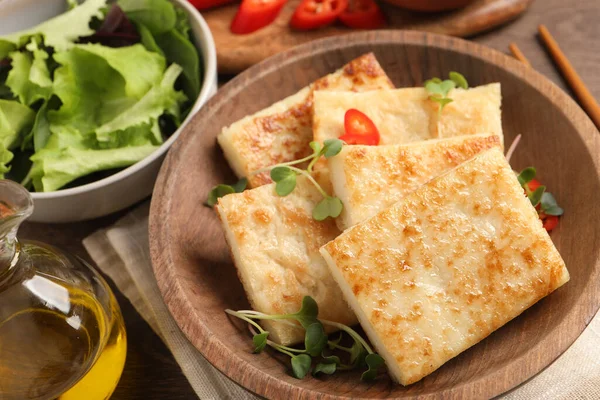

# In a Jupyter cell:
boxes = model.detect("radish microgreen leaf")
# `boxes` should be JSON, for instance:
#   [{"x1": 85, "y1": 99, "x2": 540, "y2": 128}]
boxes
[
  {"x1": 320, "y1": 353, "x2": 341, "y2": 365},
  {"x1": 313, "y1": 197, "x2": 343, "y2": 221},
  {"x1": 517, "y1": 167, "x2": 536, "y2": 186},
  {"x1": 271, "y1": 166, "x2": 297, "y2": 196},
  {"x1": 206, "y1": 184, "x2": 235, "y2": 206},
  {"x1": 528, "y1": 185, "x2": 546, "y2": 207},
  {"x1": 291, "y1": 354, "x2": 312, "y2": 379},
  {"x1": 206, "y1": 177, "x2": 248, "y2": 207},
  {"x1": 225, "y1": 296, "x2": 386, "y2": 381},
  {"x1": 541, "y1": 192, "x2": 564, "y2": 216},
  {"x1": 313, "y1": 362, "x2": 337, "y2": 376},
  {"x1": 361, "y1": 354, "x2": 385, "y2": 381},
  {"x1": 425, "y1": 72, "x2": 469, "y2": 112},
  {"x1": 516, "y1": 166, "x2": 564, "y2": 230},
  {"x1": 252, "y1": 332, "x2": 269, "y2": 353},
  {"x1": 449, "y1": 71, "x2": 469, "y2": 89},
  {"x1": 231, "y1": 177, "x2": 248, "y2": 193},
  {"x1": 309, "y1": 141, "x2": 322, "y2": 154},
  {"x1": 294, "y1": 295, "x2": 319, "y2": 328},
  {"x1": 206, "y1": 140, "x2": 345, "y2": 221},
  {"x1": 305, "y1": 323, "x2": 328, "y2": 356},
  {"x1": 323, "y1": 138, "x2": 343, "y2": 158},
  {"x1": 350, "y1": 341, "x2": 367, "y2": 366}
]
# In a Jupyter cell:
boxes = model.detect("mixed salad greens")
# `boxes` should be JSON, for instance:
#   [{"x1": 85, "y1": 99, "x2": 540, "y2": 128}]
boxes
[{"x1": 0, "y1": 0, "x2": 202, "y2": 192}]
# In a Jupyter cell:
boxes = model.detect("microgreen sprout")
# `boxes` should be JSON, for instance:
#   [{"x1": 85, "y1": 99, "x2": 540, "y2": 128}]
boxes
[
  {"x1": 207, "y1": 139, "x2": 345, "y2": 221},
  {"x1": 517, "y1": 167, "x2": 564, "y2": 216},
  {"x1": 225, "y1": 296, "x2": 386, "y2": 381},
  {"x1": 424, "y1": 71, "x2": 469, "y2": 113}
]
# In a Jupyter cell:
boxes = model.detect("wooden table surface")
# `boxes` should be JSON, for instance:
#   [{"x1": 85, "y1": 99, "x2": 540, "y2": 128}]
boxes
[{"x1": 19, "y1": 0, "x2": 600, "y2": 398}]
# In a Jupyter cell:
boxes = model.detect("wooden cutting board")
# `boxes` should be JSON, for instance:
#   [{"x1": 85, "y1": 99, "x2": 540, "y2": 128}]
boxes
[{"x1": 204, "y1": 0, "x2": 534, "y2": 73}]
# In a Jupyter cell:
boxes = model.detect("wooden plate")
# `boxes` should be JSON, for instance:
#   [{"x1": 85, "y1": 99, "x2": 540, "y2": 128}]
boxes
[
  {"x1": 205, "y1": 0, "x2": 533, "y2": 73},
  {"x1": 150, "y1": 31, "x2": 600, "y2": 399}
]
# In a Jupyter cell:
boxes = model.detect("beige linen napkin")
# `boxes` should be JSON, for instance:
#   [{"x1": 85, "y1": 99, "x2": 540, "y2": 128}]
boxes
[
  {"x1": 83, "y1": 202, "x2": 600, "y2": 400},
  {"x1": 83, "y1": 201, "x2": 258, "y2": 400}
]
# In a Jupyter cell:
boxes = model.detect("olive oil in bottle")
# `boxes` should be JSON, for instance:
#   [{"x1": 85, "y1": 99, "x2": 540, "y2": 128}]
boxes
[{"x1": 0, "y1": 180, "x2": 127, "y2": 399}]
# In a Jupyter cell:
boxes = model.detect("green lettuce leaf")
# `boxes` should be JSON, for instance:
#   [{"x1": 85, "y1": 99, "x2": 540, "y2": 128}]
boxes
[
  {"x1": 0, "y1": 99, "x2": 35, "y2": 177},
  {"x1": 118, "y1": 0, "x2": 177, "y2": 35},
  {"x1": 95, "y1": 63, "x2": 185, "y2": 142},
  {"x1": 119, "y1": 0, "x2": 200, "y2": 100},
  {"x1": 135, "y1": 22, "x2": 164, "y2": 56},
  {"x1": 4, "y1": 148, "x2": 32, "y2": 183},
  {"x1": 96, "y1": 120, "x2": 162, "y2": 149},
  {"x1": 0, "y1": 0, "x2": 107, "y2": 58},
  {"x1": 155, "y1": 28, "x2": 200, "y2": 100},
  {"x1": 6, "y1": 43, "x2": 53, "y2": 106},
  {"x1": 27, "y1": 39, "x2": 55, "y2": 88},
  {"x1": 21, "y1": 101, "x2": 52, "y2": 152},
  {"x1": 30, "y1": 143, "x2": 159, "y2": 192},
  {"x1": 48, "y1": 43, "x2": 165, "y2": 136},
  {"x1": 0, "y1": 62, "x2": 15, "y2": 100},
  {"x1": 0, "y1": 99, "x2": 35, "y2": 149},
  {"x1": 72, "y1": 43, "x2": 165, "y2": 99},
  {"x1": 0, "y1": 143, "x2": 13, "y2": 179},
  {"x1": 174, "y1": 7, "x2": 191, "y2": 38},
  {"x1": 0, "y1": 42, "x2": 16, "y2": 61}
]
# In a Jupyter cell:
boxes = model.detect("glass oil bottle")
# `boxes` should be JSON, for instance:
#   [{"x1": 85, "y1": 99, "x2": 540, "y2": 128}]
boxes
[{"x1": 0, "y1": 180, "x2": 127, "y2": 399}]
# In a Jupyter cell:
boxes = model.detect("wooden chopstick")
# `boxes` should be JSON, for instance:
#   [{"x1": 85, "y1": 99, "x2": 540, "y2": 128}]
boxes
[
  {"x1": 538, "y1": 24, "x2": 600, "y2": 130},
  {"x1": 509, "y1": 43, "x2": 531, "y2": 67}
]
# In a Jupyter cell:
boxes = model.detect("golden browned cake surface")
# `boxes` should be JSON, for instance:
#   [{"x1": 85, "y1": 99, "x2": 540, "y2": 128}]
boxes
[
  {"x1": 320, "y1": 148, "x2": 569, "y2": 385},
  {"x1": 217, "y1": 53, "x2": 394, "y2": 188},
  {"x1": 312, "y1": 83, "x2": 503, "y2": 145},
  {"x1": 216, "y1": 176, "x2": 355, "y2": 345},
  {"x1": 329, "y1": 134, "x2": 502, "y2": 230}
]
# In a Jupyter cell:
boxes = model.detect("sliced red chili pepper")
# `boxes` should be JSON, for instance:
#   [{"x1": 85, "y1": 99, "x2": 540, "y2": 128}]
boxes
[
  {"x1": 230, "y1": 0, "x2": 287, "y2": 35},
  {"x1": 189, "y1": 0, "x2": 237, "y2": 10},
  {"x1": 290, "y1": 0, "x2": 349, "y2": 30},
  {"x1": 543, "y1": 215, "x2": 559, "y2": 232},
  {"x1": 524, "y1": 178, "x2": 561, "y2": 231},
  {"x1": 526, "y1": 179, "x2": 542, "y2": 192},
  {"x1": 338, "y1": 0, "x2": 385, "y2": 29},
  {"x1": 339, "y1": 109, "x2": 380, "y2": 145}
]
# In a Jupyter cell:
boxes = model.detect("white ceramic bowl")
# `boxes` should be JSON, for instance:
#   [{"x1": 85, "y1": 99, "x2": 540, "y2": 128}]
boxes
[{"x1": 0, "y1": 0, "x2": 218, "y2": 223}]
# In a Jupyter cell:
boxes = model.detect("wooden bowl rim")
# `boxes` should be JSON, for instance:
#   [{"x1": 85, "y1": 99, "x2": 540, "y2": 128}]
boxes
[{"x1": 150, "y1": 30, "x2": 600, "y2": 399}]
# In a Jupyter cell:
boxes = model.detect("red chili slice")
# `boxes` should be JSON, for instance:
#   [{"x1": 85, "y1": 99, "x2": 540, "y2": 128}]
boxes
[
  {"x1": 290, "y1": 0, "x2": 349, "y2": 30},
  {"x1": 338, "y1": 0, "x2": 385, "y2": 29},
  {"x1": 526, "y1": 178, "x2": 542, "y2": 192},
  {"x1": 524, "y1": 178, "x2": 560, "y2": 231},
  {"x1": 189, "y1": 0, "x2": 236, "y2": 10},
  {"x1": 230, "y1": 0, "x2": 287, "y2": 34},
  {"x1": 543, "y1": 215, "x2": 559, "y2": 232},
  {"x1": 339, "y1": 108, "x2": 380, "y2": 145}
]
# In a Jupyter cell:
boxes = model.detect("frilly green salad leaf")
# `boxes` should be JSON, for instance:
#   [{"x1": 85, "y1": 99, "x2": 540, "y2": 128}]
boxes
[
  {"x1": 154, "y1": 29, "x2": 201, "y2": 100},
  {"x1": 0, "y1": 99, "x2": 35, "y2": 148},
  {"x1": 0, "y1": 0, "x2": 107, "y2": 58},
  {"x1": 30, "y1": 144, "x2": 158, "y2": 192},
  {"x1": 70, "y1": 43, "x2": 166, "y2": 99},
  {"x1": 94, "y1": 63, "x2": 186, "y2": 142},
  {"x1": 120, "y1": 0, "x2": 200, "y2": 99},
  {"x1": 0, "y1": 99, "x2": 35, "y2": 177},
  {"x1": 6, "y1": 43, "x2": 52, "y2": 106},
  {"x1": 0, "y1": 0, "x2": 202, "y2": 191},
  {"x1": 118, "y1": 0, "x2": 177, "y2": 35}
]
